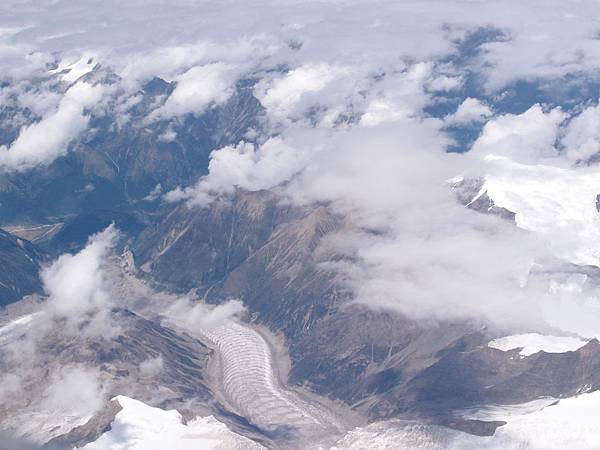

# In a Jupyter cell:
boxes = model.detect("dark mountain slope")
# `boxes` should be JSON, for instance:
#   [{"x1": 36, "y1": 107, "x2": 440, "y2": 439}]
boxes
[
  {"x1": 0, "y1": 80, "x2": 264, "y2": 227},
  {"x1": 0, "y1": 229, "x2": 44, "y2": 306},
  {"x1": 133, "y1": 191, "x2": 600, "y2": 433}
]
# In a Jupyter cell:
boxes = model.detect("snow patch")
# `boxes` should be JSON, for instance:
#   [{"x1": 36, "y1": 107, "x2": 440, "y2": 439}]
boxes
[
  {"x1": 488, "y1": 333, "x2": 588, "y2": 356},
  {"x1": 49, "y1": 53, "x2": 98, "y2": 82},
  {"x1": 82, "y1": 395, "x2": 264, "y2": 450}
]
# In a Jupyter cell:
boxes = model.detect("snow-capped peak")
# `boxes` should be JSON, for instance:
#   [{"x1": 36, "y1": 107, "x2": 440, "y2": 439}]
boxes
[{"x1": 82, "y1": 396, "x2": 264, "y2": 450}]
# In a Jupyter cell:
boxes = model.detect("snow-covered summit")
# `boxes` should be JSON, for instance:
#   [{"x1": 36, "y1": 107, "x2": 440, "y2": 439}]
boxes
[
  {"x1": 469, "y1": 155, "x2": 600, "y2": 266},
  {"x1": 82, "y1": 396, "x2": 264, "y2": 450},
  {"x1": 49, "y1": 53, "x2": 99, "y2": 82}
]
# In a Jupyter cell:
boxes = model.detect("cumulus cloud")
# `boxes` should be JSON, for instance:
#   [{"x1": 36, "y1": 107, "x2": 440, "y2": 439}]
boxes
[
  {"x1": 254, "y1": 61, "x2": 447, "y2": 128},
  {"x1": 3, "y1": 0, "x2": 600, "y2": 173},
  {"x1": 41, "y1": 224, "x2": 119, "y2": 335},
  {"x1": 40, "y1": 365, "x2": 105, "y2": 417},
  {"x1": 561, "y1": 102, "x2": 600, "y2": 163},
  {"x1": 0, "y1": 373, "x2": 22, "y2": 403},
  {"x1": 143, "y1": 183, "x2": 163, "y2": 202},
  {"x1": 254, "y1": 62, "x2": 350, "y2": 122},
  {"x1": 3, "y1": 0, "x2": 600, "y2": 95},
  {"x1": 163, "y1": 107, "x2": 600, "y2": 338},
  {"x1": 149, "y1": 63, "x2": 241, "y2": 119},
  {"x1": 165, "y1": 138, "x2": 310, "y2": 206},
  {"x1": 167, "y1": 298, "x2": 246, "y2": 330},
  {"x1": 0, "y1": 81, "x2": 104, "y2": 172},
  {"x1": 445, "y1": 97, "x2": 493, "y2": 125},
  {"x1": 470, "y1": 104, "x2": 567, "y2": 162},
  {"x1": 15, "y1": 86, "x2": 62, "y2": 117},
  {"x1": 119, "y1": 38, "x2": 267, "y2": 83},
  {"x1": 158, "y1": 128, "x2": 177, "y2": 142},
  {"x1": 139, "y1": 355, "x2": 164, "y2": 378},
  {"x1": 280, "y1": 123, "x2": 600, "y2": 336},
  {"x1": 3, "y1": 0, "x2": 600, "y2": 344},
  {"x1": 359, "y1": 62, "x2": 434, "y2": 127}
]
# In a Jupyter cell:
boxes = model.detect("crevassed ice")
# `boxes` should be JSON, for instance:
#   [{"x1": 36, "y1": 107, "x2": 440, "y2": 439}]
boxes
[{"x1": 202, "y1": 320, "x2": 342, "y2": 439}]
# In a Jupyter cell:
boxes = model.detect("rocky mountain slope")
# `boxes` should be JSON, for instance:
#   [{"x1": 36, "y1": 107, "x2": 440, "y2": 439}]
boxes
[
  {"x1": 132, "y1": 190, "x2": 600, "y2": 434},
  {"x1": 0, "y1": 229, "x2": 44, "y2": 306},
  {"x1": 0, "y1": 77, "x2": 263, "y2": 229}
]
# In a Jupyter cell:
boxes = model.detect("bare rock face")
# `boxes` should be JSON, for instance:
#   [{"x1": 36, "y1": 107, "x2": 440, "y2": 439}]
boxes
[
  {"x1": 0, "y1": 229, "x2": 44, "y2": 306},
  {"x1": 451, "y1": 177, "x2": 516, "y2": 221},
  {"x1": 134, "y1": 190, "x2": 299, "y2": 292},
  {"x1": 43, "y1": 399, "x2": 123, "y2": 449}
]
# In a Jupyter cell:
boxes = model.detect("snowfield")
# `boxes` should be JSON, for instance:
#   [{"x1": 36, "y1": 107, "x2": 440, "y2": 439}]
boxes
[
  {"x1": 82, "y1": 396, "x2": 265, "y2": 450},
  {"x1": 333, "y1": 391, "x2": 600, "y2": 450},
  {"x1": 473, "y1": 155, "x2": 600, "y2": 266},
  {"x1": 488, "y1": 333, "x2": 588, "y2": 356},
  {"x1": 49, "y1": 53, "x2": 98, "y2": 82}
]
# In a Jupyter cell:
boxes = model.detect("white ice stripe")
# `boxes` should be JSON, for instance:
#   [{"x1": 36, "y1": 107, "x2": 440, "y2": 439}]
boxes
[{"x1": 0, "y1": 313, "x2": 38, "y2": 344}]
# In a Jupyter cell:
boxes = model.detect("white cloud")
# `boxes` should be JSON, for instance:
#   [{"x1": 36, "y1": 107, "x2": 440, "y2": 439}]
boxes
[
  {"x1": 165, "y1": 138, "x2": 310, "y2": 206},
  {"x1": 3, "y1": 0, "x2": 600, "y2": 94},
  {"x1": 119, "y1": 38, "x2": 267, "y2": 83},
  {"x1": 0, "y1": 81, "x2": 104, "y2": 172},
  {"x1": 359, "y1": 62, "x2": 435, "y2": 127},
  {"x1": 167, "y1": 299, "x2": 246, "y2": 330},
  {"x1": 3, "y1": 0, "x2": 600, "y2": 173},
  {"x1": 359, "y1": 99, "x2": 408, "y2": 127},
  {"x1": 158, "y1": 129, "x2": 177, "y2": 142},
  {"x1": 16, "y1": 86, "x2": 62, "y2": 117},
  {"x1": 470, "y1": 104, "x2": 567, "y2": 162},
  {"x1": 561, "y1": 102, "x2": 600, "y2": 163},
  {"x1": 165, "y1": 112, "x2": 600, "y2": 336},
  {"x1": 143, "y1": 183, "x2": 163, "y2": 202},
  {"x1": 426, "y1": 74, "x2": 462, "y2": 92},
  {"x1": 40, "y1": 365, "x2": 105, "y2": 417},
  {"x1": 445, "y1": 97, "x2": 493, "y2": 125},
  {"x1": 150, "y1": 63, "x2": 240, "y2": 120},
  {"x1": 0, "y1": 373, "x2": 22, "y2": 403},
  {"x1": 255, "y1": 62, "x2": 349, "y2": 122},
  {"x1": 3, "y1": 0, "x2": 600, "y2": 343},
  {"x1": 41, "y1": 224, "x2": 119, "y2": 335}
]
